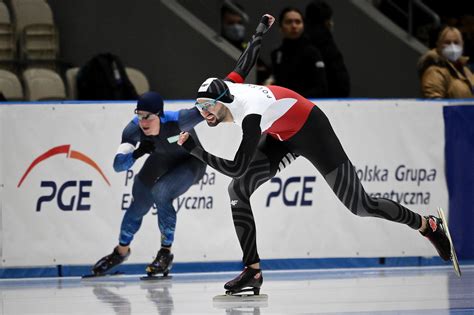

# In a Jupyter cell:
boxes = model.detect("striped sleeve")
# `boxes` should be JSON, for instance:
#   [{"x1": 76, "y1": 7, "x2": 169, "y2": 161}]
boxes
[
  {"x1": 183, "y1": 115, "x2": 262, "y2": 178},
  {"x1": 225, "y1": 15, "x2": 272, "y2": 83}
]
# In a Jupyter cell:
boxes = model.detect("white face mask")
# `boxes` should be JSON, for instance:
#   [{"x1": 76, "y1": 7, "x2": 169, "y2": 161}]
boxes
[{"x1": 442, "y1": 43, "x2": 463, "y2": 62}]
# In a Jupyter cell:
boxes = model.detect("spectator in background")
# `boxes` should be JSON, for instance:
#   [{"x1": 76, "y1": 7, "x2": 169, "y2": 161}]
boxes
[
  {"x1": 305, "y1": 0, "x2": 350, "y2": 97},
  {"x1": 221, "y1": 3, "x2": 247, "y2": 50},
  {"x1": 270, "y1": 7, "x2": 328, "y2": 98},
  {"x1": 417, "y1": 26, "x2": 474, "y2": 98},
  {"x1": 459, "y1": 14, "x2": 474, "y2": 71},
  {"x1": 220, "y1": 2, "x2": 271, "y2": 84}
]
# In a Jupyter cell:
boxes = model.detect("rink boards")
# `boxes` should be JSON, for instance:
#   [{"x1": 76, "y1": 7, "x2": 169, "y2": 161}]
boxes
[{"x1": 0, "y1": 99, "x2": 472, "y2": 268}]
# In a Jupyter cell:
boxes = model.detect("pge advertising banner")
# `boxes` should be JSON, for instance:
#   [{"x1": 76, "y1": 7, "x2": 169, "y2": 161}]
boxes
[{"x1": 0, "y1": 100, "x2": 458, "y2": 267}]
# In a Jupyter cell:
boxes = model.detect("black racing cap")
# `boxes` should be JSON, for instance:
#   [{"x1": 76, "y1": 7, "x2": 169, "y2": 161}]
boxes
[
  {"x1": 136, "y1": 91, "x2": 164, "y2": 115},
  {"x1": 196, "y1": 78, "x2": 234, "y2": 103}
]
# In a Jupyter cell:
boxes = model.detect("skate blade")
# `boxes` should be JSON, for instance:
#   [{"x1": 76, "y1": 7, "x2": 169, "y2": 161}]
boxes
[
  {"x1": 81, "y1": 271, "x2": 125, "y2": 280},
  {"x1": 213, "y1": 293, "x2": 268, "y2": 302},
  {"x1": 437, "y1": 207, "x2": 462, "y2": 277},
  {"x1": 213, "y1": 293, "x2": 268, "y2": 309},
  {"x1": 145, "y1": 266, "x2": 171, "y2": 274},
  {"x1": 140, "y1": 275, "x2": 172, "y2": 281}
]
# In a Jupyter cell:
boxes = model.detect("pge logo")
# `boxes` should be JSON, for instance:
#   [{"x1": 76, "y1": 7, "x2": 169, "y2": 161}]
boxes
[
  {"x1": 266, "y1": 176, "x2": 316, "y2": 207},
  {"x1": 17, "y1": 145, "x2": 110, "y2": 212}
]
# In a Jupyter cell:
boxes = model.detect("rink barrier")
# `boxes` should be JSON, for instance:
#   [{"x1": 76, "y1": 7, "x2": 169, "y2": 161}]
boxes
[
  {"x1": 0, "y1": 99, "x2": 473, "y2": 278},
  {"x1": 0, "y1": 256, "x2": 465, "y2": 279}
]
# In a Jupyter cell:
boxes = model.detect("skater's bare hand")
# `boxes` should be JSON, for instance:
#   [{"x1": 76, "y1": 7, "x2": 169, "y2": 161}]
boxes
[{"x1": 177, "y1": 132, "x2": 189, "y2": 146}]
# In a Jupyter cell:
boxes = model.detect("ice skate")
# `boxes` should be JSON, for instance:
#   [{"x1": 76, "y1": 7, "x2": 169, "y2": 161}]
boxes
[
  {"x1": 82, "y1": 247, "x2": 130, "y2": 279},
  {"x1": 214, "y1": 267, "x2": 268, "y2": 303},
  {"x1": 225, "y1": 267, "x2": 263, "y2": 296},
  {"x1": 141, "y1": 248, "x2": 174, "y2": 280},
  {"x1": 421, "y1": 208, "x2": 461, "y2": 277}
]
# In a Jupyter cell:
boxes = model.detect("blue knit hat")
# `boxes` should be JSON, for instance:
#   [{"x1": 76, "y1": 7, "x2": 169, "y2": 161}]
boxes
[{"x1": 136, "y1": 92, "x2": 164, "y2": 115}]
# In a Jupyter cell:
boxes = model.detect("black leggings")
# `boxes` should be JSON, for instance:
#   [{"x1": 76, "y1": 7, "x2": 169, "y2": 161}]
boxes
[{"x1": 228, "y1": 106, "x2": 422, "y2": 265}]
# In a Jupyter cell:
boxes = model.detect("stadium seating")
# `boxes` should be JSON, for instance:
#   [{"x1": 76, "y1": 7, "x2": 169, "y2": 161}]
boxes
[
  {"x1": 22, "y1": 67, "x2": 66, "y2": 100},
  {"x1": 125, "y1": 67, "x2": 150, "y2": 96},
  {"x1": 64, "y1": 66, "x2": 78, "y2": 99},
  {"x1": 65, "y1": 66, "x2": 149, "y2": 99},
  {"x1": 10, "y1": 0, "x2": 59, "y2": 67},
  {"x1": 0, "y1": 68, "x2": 23, "y2": 100},
  {"x1": 0, "y1": 1, "x2": 16, "y2": 69}
]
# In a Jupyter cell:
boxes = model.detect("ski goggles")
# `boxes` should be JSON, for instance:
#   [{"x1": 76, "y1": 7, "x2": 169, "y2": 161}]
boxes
[
  {"x1": 134, "y1": 109, "x2": 160, "y2": 121},
  {"x1": 195, "y1": 89, "x2": 229, "y2": 112}
]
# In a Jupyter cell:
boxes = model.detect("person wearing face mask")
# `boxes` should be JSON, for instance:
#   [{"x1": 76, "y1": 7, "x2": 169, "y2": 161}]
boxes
[
  {"x1": 417, "y1": 25, "x2": 474, "y2": 98},
  {"x1": 221, "y1": 4, "x2": 246, "y2": 49},
  {"x1": 220, "y1": 2, "x2": 271, "y2": 84}
]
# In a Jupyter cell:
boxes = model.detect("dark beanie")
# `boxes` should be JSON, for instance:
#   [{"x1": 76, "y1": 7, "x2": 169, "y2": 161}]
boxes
[
  {"x1": 196, "y1": 78, "x2": 234, "y2": 103},
  {"x1": 136, "y1": 92, "x2": 164, "y2": 115}
]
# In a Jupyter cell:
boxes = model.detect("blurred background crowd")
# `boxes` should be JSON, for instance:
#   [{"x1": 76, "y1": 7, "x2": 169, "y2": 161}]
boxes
[{"x1": 0, "y1": 0, "x2": 473, "y2": 101}]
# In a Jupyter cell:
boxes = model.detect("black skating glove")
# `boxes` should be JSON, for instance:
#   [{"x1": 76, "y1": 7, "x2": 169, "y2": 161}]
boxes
[
  {"x1": 181, "y1": 135, "x2": 197, "y2": 152},
  {"x1": 255, "y1": 14, "x2": 275, "y2": 35},
  {"x1": 132, "y1": 140, "x2": 155, "y2": 159}
]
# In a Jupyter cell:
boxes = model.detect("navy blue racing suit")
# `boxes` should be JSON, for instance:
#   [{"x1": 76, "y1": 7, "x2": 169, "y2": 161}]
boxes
[{"x1": 114, "y1": 108, "x2": 205, "y2": 247}]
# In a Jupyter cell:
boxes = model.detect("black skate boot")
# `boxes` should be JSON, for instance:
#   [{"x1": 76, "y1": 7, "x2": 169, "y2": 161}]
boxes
[
  {"x1": 422, "y1": 209, "x2": 461, "y2": 277},
  {"x1": 91, "y1": 246, "x2": 130, "y2": 276},
  {"x1": 145, "y1": 248, "x2": 174, "y2": 277},
  {"x1": 420, "y1": 215, "x2": 451, "y2": 261},
  {"x1": 224, "y1": 267, "x2": 263, "y2": 295}
]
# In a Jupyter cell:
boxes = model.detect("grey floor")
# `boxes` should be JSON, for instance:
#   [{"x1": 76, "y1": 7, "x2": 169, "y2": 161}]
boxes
[{"x1": 0, "y1": 265, "x2": 473, "y2": 314}]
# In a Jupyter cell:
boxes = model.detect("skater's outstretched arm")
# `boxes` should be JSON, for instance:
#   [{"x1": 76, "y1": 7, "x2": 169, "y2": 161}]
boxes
[
  {"x1": 113, "y1": 119, "x2": 142, "y2": 172},
  {"x1": 158, "y1": 108, "x2": 202, "y2": 132},
  {"x1": 225, "y1": 14, "x2": 275, "y2": 83},
  {"x1": 177, "y1": 107, "x2": 204, "y2": 132},
  {"x1": 180, "y1": 114, "x2": 262, "y2": 178}
]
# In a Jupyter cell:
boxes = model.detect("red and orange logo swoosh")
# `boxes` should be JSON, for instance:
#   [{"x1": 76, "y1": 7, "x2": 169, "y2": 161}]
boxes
[{"x1": 17, "y1": 144, "x2": 111, "y2": 187}]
